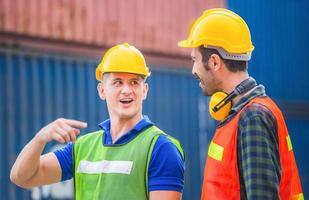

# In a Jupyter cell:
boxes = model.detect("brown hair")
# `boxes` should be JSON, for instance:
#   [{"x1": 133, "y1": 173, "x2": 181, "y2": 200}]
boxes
[{"x1": 198, "y1": 46, "x2": 248, "y2": 72}]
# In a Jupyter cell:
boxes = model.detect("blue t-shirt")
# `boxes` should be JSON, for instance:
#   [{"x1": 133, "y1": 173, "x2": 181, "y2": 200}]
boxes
[{"x1": 54, "y1": 116, "x2": 185, "y2": 192}]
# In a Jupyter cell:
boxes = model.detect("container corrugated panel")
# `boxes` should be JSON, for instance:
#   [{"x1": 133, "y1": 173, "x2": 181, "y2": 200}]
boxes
[
  {"x1": 228, "y1": 0, "x2": 309, "y2": 102},
  {"x1": 0, "y1": 46, "x2": 202, "y2": 200},
  {"x1": 228, "y1": 0, "x2": 309, "y2": 196},
  {"x1": 0, "y1": 0, "x2": 224, "y2": 56}
]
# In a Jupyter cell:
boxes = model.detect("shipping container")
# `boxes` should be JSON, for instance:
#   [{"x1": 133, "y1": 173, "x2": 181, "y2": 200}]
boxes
[{"x1": 0, "y1": 0, "x2": 224, "y2": 56}]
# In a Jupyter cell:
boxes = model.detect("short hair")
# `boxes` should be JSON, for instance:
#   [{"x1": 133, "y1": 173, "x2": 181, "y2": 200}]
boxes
[{"x1": 198, "y1": 46, "x2": 248, "y2": 72}]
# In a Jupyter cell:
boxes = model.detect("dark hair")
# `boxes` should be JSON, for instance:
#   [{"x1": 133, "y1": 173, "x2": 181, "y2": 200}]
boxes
[{"x1": 198, "y1": 46, "x2": 248, "y2": 72}]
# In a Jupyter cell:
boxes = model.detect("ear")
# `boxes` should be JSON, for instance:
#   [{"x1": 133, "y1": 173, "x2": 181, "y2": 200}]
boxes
[
  {"x1": 209, "y1": 54, "x2": 223, "y2": 71},
  {"x1": 142, "y1": 82, "x2": 149, "y2": 100},
  {"x1": 97, "y1": 82, "x2": 106, "y2": 100}
]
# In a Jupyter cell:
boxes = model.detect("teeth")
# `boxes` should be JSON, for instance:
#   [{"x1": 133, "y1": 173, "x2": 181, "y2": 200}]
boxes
[
  {"x1": 120, "y1": 98, "x2": 133, "y2": 103},
  {"x1": 120, "y1": 99, "x2": 132, "y2": 101}
]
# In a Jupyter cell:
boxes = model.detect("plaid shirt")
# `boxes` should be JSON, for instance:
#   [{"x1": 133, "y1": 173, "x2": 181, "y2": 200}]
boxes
[{"x1": 219, "y1": 85, "x2": 281, "y2": 200}]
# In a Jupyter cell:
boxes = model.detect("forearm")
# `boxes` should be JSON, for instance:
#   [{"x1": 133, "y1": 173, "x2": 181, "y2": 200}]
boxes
[
  {"x1": 10, "y1": 135, "x2": 46, "y2": 186},
  {"x1": 10, "y1": 118, "x2": 87, "y2": 188}
]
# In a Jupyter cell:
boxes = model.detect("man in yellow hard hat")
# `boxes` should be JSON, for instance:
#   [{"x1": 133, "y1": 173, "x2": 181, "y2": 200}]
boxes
[
  {"x1": 10, "y1": 43, "x2": 185, "y2": 200},
  {"x1": 179, "y1": 8, "x2": 303, "y2": 199}
]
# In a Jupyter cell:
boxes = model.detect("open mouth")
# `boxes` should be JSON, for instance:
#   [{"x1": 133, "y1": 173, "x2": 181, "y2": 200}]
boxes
[{"x1": 120, "y1": 98, "x2": 133, "y2": 104}]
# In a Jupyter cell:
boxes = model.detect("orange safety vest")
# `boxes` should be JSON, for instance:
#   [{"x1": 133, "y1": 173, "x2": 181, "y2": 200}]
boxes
[{"x1": 201, "y1": 96, "x2": 303, "y2": 200}]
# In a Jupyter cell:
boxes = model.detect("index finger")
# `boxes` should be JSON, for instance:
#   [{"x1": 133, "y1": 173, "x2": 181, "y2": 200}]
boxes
[{"x1": 63, "y1": 119, "x2": 88, "y2": 129}]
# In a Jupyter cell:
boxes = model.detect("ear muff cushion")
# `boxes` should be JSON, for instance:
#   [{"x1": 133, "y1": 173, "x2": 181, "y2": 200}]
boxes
[{"x1": 209, "y1": 92, "x2": 232, "y2": 121}]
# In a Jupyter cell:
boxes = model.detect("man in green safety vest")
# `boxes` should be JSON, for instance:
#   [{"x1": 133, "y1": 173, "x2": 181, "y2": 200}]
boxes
[{"x1": 10, "y1": 43, "x2": 185, "y2": 200}]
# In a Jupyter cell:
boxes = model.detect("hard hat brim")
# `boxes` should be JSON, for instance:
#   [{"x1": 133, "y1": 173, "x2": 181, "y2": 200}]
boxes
[
  {"x1": 96, "y1": 68, "x2": 151, "y2": 81},
  {"x1": 178, "y1": 40, "x2": 198, "y2": 48}
]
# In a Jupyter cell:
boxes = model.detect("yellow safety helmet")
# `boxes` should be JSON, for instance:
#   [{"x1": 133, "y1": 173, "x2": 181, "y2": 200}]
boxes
[
  {"x1": 178, "y1": 8, "x2": 254, "y2": 61},
  {"x1": 96, "y1": 43, "x2": 151, "y2": 81}
]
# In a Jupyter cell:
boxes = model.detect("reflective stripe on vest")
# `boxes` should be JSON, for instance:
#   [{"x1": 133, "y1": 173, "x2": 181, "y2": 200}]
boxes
[
  {"x1": 286, "y1": 134, "x2": 293, "y2": 151},
  {"x1": 77, "y1": 160, "x2": 133, "y2": 174},
  {"x1": 296, "y1": 193, "x2": 304, "y2": 200},
  {"x1": 208, "y1": 141, "x2": 224, "y2": 162}
]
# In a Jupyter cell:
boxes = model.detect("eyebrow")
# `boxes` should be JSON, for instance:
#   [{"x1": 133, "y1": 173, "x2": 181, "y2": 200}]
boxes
[
  {"x1": 130, "y1": 78, "x2": 140, "y2": 81},
  {"x1": 111, "y1": 78, "x2": 122, "y2": 81},
  {"x1": 111, "y1": 77, "x2": 141, "y2": 81}
]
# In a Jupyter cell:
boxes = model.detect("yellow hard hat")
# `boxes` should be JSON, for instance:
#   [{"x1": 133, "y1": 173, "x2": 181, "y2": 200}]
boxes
[
  {"x1": 178, "y1": 8, "x2": 254, "y2": 60},
  {"x1": 96, "y1": 43, "x2": 151, "y2": 81}
]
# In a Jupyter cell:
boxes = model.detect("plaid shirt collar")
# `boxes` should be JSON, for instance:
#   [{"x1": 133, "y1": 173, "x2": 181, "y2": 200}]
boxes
[{"x1": 218, "y1": 85, "x2": 266, "y2": 126}]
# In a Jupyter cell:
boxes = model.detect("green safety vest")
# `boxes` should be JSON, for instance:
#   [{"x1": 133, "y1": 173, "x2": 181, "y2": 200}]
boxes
[{"x1": 73, "y1": 125, "x2": 184, "y2": 200}]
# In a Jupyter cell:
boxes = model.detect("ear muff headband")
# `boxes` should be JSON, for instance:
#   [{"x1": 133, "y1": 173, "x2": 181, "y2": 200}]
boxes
[{"x1": 209, "y1": 77, "x2": 257, "y2": 121}]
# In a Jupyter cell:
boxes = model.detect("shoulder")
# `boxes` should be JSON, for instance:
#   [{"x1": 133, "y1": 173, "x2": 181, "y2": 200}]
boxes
[
  {"x1": 148, "y1": 135, "x2": 185, "y2": 192},
  {"x1": 238, "y1": 102, "x2": 279, "y2": 148},
  {"x1": 239, "y1": 102, "x2": 277, "y2": 127},
  {"x1": 153, "y1": 134, "x2": 184, "y2": 160},
  {"x1": 54, "y1": 143, "x2": 73, "y2": 157},
  {"x1": 155, "y1": 134, "x2": 176, "y2": 146},
  {"x1": 148, "y1": 126, "x2": 184, "y2": 158}
]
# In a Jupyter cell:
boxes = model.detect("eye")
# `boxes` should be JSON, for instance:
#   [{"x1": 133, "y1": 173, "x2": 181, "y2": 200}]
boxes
[
  {"x1": 131, "y1": 80, "x2": 139, "y2": 85},
  {"x1": 113, "y1": 80, "x2": 122, "y2": 85}
]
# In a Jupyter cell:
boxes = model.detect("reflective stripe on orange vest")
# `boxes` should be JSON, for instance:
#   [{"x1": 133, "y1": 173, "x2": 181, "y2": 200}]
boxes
[{"x1": 208, "y1": 141, "x2": 224, "y2": 162}]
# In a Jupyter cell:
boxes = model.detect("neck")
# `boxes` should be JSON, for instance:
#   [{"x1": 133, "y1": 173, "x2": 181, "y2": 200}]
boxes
[
  {"x1": 110, "y1": 114, "x2": 142, "y2": 143},
  {"x1": 221, "y1": 72, "x2": 250, "y2": 105}
]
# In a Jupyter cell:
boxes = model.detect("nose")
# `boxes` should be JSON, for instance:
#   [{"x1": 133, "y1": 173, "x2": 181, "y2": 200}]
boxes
[{"x1": 121, "y1": 83, "x2": 132, "y2": 95}]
